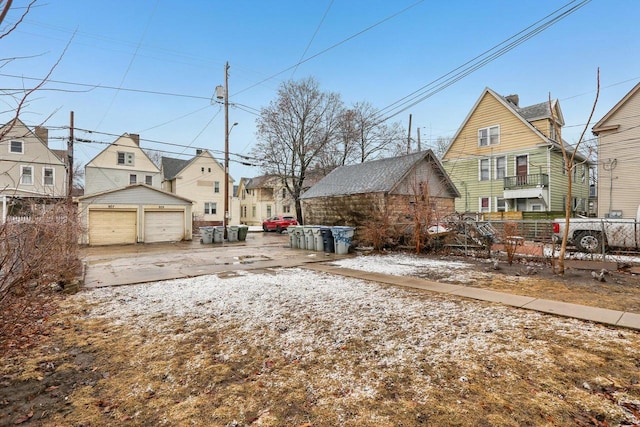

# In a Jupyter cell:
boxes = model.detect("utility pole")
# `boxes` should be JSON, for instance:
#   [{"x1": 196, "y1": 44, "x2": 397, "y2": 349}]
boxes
[
  {"x1": 223, "y1": 62, "x2": 230, "y2": 240},
  {"x1": 407, "y1": 113, "x2": 412, "y2": 154},
  {"x1": 67, "y1": 111, "x2": 74, "y2": 205}
]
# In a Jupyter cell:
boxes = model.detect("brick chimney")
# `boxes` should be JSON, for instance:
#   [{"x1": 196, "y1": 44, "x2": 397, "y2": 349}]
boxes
[
  {"x1": 35, "y1": 126, "x2": 49, "y2": 146},
  {"x1": 129, "y1": 133, "x2": 140, "y2": 146},
  {"x1": 505, "y1": 94, "x2": 519, "y2": 108}
]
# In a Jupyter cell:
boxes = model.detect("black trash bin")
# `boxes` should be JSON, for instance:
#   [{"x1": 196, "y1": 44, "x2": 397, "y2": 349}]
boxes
[{"x1": 320, "y1": 227, "x2": 334, "y2": 253}]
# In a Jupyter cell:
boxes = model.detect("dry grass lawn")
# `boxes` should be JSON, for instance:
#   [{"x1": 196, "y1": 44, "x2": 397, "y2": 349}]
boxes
[{"x1": 2, "y1": 261, "x2": 640, "y2": 426}]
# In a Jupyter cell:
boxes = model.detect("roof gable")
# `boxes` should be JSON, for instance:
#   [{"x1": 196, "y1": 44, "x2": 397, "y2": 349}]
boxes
[
  {"x1": 0, "y1": 118, "x2": 65, "y2": 166},
  {"x1": 301, "y1": 150, "x2": 459, "y2": 199},
  {"x1": 443, "y1": 88, "x2": 557, "y2": 159},
  {"x1": 77, "y1": 183, "x2": 193, "y2": 203},
  {"x1": 593, "y1": 82, "x2": 640, "y2": 134},
  {"x1": 85, "y1": 133, "x2": 160, "y2": 172}
]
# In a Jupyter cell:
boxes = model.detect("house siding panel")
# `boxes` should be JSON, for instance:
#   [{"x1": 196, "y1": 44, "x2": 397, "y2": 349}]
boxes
[{"x1": 596, "y1": 89, "x2": 640, "y2": 217}]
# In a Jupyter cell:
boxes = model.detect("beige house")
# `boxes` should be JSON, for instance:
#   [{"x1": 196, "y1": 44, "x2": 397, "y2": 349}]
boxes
[
  {"x1": 442, "y1": 88, "x2": 591, "y2": 215},
  {"x1": 237, "y1": 175, "x2": 296, "y2": 226},
  {"x1": 84, "y1": 133, "x2": 161, "y2": 195},
  {"x1": 161, "y1": 150, "x2": 236, "y2": 226},
  {"x1": 592, "y1": 82, "x2": 640, "y2": 218},
  {"x1": 0, "y1": 119, "x2": 67, "y2": 220}
]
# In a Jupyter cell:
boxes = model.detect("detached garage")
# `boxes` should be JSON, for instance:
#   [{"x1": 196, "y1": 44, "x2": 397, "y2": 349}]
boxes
[{"x1": 78, "y1": 184, "x2": 193, "y2": 246}]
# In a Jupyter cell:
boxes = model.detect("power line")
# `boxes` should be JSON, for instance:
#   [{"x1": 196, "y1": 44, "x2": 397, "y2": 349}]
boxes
[{"x1": 373, "y1": 0, "x2": 591, "y2": 123}]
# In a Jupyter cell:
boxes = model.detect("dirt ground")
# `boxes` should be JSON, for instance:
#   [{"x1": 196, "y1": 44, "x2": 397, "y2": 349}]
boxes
[{"x1": 2, "y1": 245, "x2": 640, "y2": 426}]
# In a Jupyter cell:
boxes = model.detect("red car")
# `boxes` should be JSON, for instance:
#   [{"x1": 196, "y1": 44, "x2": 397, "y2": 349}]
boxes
[{"x1": 262, "y1": 215, "x2": 298, "y2": 233}]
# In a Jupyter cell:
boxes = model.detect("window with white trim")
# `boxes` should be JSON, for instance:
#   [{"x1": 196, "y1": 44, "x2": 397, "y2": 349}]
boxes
[
  {"x1": 145, "y1": 175, "x2": 153, "y2": 185},
  {"x1": 214, "y1": 181, "x2": 220, "y2": 193},
  {"x1": 204, "y1": 202, "x2": 217, "y2": 215},
  {"x1": 129, "y1": 174, "x2": 137, "y2": 185},
  {"x1": 283, "y1": 205, "x2": 290, "y2": 213},
  {"x1": 252, "y1": 206, "x2": 256, "y2": 218},
  {"x1": 43, "y1": 167, "x2": 54, "y2": 186},
  {"x1": 20, "y1": 165, "x2": 33, "y2": 185},
  {"x1": 495, "y1": 156, "x2": 506, "y2": 179},
  {"x1": 479, "y1": 158, "x2": 490, "y2": 181},
  {"x1": 496, "y1": 197, "x2": 506, "y2": 212},
  {"x1": 531, "y1": 204, "x2": 543, "y2": 212},
  {"x1": 117, "y1": 151, "x2": 135, "y2": 166},
  {"x1": 266, "y1": 205, "x2": 272, "y2": 217},
  {"x1": 479, "y1": 197, "x2": 490, "y2": 213},
  {"x1": 10, "y1": 140, "x2": 23, "y2": 154},
  {"x1": 478, "y1": 125, "x2": 499, "y2": 147}
]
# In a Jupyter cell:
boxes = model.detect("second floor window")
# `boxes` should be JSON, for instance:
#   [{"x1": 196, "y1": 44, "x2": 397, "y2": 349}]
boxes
[
  {"x1": 495, "y1": 156, "x2": 506, "y2": 179},
  {"x1": 20, "y1": 165, "x2": 33, "y2": 185},
  {"x1": 478, "y1": 126, "x2": 499, "y2": 147},
  {"x1": 43, "y1": 167, "x2": 54, "y2": 186},
  {"x1": 145, "y1": 175, "x2": 153, "y2": 185},
  {"x1": 283, "y1": 205, "x2": 290, "y2": 213},
  {"x1": 214, "y1": 181, "x2": 220, "y2": 193},
  {"x1": 129, "y1": 174, "x2": 137, "y2": 185},
  {"x1": 479, "y1": 159, "x2": 490, "y2": 181},
  {"x1": 266, "y1": 205, "x2": 272, "y2": 217},
  {"x1": 118, "y1": 152, "x2": 135, "y2": 166},
  {"x1": 204, "y1": 202, "x2": 217, "y2": 215},
  {"x1": 10, "y1": 140, "x2": 23, "y2": 154}
]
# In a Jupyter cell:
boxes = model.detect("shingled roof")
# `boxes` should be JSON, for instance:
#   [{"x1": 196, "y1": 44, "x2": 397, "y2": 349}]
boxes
[
  {"x1": 161, "y1": 156, "x2": 191, "y2": 180},
  {"x1": 301, "y1": 150, "x2": 458, "y2": 199}
]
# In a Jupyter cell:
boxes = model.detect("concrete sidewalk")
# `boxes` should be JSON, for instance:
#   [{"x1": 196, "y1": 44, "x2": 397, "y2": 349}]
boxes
[
  {"x1": 303, "y1": 263, "x2": 640, "y2": 331},
  {"x1": 81, "y1": 233, "x2": 640, "y2": 331}
]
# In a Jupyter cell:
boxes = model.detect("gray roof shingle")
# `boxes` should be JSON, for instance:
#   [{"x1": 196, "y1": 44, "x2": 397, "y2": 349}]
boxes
[
  {"x1": 161, "y1": 156, "x2": 191, "y2": 180},
  {"x1": 301, "y1": 151, "x2": 445, "y2": 199}
]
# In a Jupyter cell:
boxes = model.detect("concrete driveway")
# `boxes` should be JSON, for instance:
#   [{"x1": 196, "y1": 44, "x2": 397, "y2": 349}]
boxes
[{"x1": 81, "y1": 231, "x2": 349, "y2": 288}]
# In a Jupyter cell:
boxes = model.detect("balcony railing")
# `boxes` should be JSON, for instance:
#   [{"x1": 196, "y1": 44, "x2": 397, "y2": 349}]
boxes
[{"x1": 503, "y1": 173, "x2": 548, "y2": 190}]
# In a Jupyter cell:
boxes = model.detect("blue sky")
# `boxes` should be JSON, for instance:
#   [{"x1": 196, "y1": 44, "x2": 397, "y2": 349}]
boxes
[{"x1": 1, "y1": 0, "x2": 639, "y2": 180}]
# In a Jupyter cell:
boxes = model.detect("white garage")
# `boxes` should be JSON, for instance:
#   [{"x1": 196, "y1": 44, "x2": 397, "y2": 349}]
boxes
[
  {"x1": 144, "y1": 210, "x2": 185, "y2": 243},
  {"x1": 88, "y1": 209, "x2": 137, "y2": 245},
  {"x1": 78, "y1": 184, "x2": 193, "y2": 246}
]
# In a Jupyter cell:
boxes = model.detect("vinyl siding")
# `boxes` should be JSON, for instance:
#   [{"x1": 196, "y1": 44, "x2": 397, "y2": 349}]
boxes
[{"x1": 596, "y1": 90, "x2": 640, "y2": 218}]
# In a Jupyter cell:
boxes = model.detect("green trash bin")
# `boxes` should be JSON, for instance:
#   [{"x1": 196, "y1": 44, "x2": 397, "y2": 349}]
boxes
[{"x1": 237, "y1": 225, "x2": 249, "y2": 241}]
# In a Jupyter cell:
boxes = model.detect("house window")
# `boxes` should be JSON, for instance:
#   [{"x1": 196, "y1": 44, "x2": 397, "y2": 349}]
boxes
[
  {"x1": 214, "y1": 181, "x2": 220, "y2": 193},
  {"x1": 282, "y1": 188, "x2": 286, "y2": 199},
  {"x1": 208, "y1": 168, "x2": 211, "y2": 173},
  {"x1": 479, "y1": 197, "x2": 490, "y2": 213},
  {"x1": 531, "y1": 204, "x2": 543, "y2": 212},
  {"x1": 479, "y1": 159, "x2": 490, "y2": 181},
  {"x1": 252, "y1": 206, "x2": 256, "y2": 218},
  {"x1": 283, "y1": 205, "x2": 290, "y2": 213},
  {"x1": 496, "y1": 197, "x2": 506, "y2": 212},
  {"x1": 118, "y1": 152, "x2": 134, "y2": 166},
  {"x1": 478, "y1": 126, "x2": 499, "y2": 147},
  {"x1": 145, "y1": 175, "x2": 153, "y2": 186},
  {"x1": 266, "y1": 205, "x2": 272, "y2": 217},
  {"x1": 242, "y1": 206, "x2": 247, "y2": 217},
  {"x1": 10, "y1": 140, "x2": 23, "y2": 154},
  {"x1": 204, "y1": 202, "x2": 217, "y2": 215},
  {"x1": 495, "y1": 156, "x2": 506, "y2": 179},
  {"x1": 129, "y1": 174, "x2": 137, "y2": 185},
  {"x1": 43, "y1": 167, "x2": 54, "y2": 186},
  {"x1": 201, "y1": 167, "x2": 205, "y2": 173},
  {"x1": 20, "y1": 165, "x2": 33, "y2": 185}
]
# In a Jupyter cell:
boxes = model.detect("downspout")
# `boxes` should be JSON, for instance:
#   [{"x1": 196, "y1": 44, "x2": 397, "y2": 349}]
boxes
[{"x1": 547, "y1": 145, "x2": 552, "y2": 212}]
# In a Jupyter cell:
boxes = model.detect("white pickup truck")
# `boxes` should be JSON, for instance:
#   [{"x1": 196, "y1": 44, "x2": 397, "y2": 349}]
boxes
[{"x1": 552, "y1": 206, "x2": 640, "y2": 253}]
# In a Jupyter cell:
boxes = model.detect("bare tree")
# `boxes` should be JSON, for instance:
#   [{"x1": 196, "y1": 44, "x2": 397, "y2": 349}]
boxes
[
  {"x1": 432, "y1": 136, "x2": 452, "y2": 159},
  {"x1": 253, "y1": 77, "x2": 343, "y2": 222},
  {"x1": 554, "y1": 70, "x2": 600, "y2": 275}
]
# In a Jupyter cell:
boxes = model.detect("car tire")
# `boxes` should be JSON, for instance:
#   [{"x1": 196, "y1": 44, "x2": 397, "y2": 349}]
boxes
[
  {"x1": 276, "y1": 226, "x2": 282, "y2": 233},
  {"x1": 575, "y1": 231, "x2": 604, "y2": 253},
  {"x1": 263, "y1": 225, "x2": 268, "y2": 232}
]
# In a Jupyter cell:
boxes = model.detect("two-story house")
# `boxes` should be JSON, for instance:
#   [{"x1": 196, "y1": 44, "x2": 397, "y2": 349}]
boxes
[
  {"x1": 84, "y1": 133, "x2": 161, "y2": 195},
  {"x1": 592, "y1": 81, "x2": 640, "y2": 218},
  {"x1": 161, "y1": 149, "x2": 235, "y2": 226},
  {"x1": 0, "y1": 119, "x2": 67, "y2": 221},
  {"x1": 237, "y1": 175, "x2": 296, "y2": 226},
  {"x1": 441, "y1": 88, "x2": 591, "y2": 215}
]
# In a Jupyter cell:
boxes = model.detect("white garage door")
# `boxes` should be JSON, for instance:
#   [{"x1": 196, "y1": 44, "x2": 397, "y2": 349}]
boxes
[
  {"x1": 89, "y1": 210, "x2": 137, "y2": 245},
  {"x1": 144, "y1": 210, "x2": 184, "y2": 243}
]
